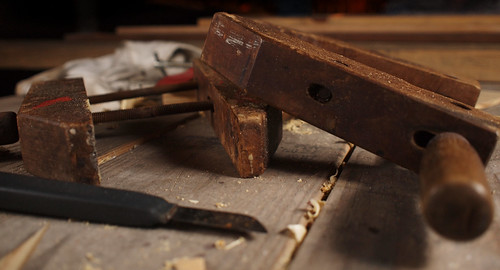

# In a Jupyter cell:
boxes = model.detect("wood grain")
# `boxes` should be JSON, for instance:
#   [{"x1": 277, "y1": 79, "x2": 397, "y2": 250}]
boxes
[
  {"x1": 0, "y1": 94, "x2": 352, "y2": 270},
  {"x1": 128, "y1": 14, "x2": 500, "y2": 43}
]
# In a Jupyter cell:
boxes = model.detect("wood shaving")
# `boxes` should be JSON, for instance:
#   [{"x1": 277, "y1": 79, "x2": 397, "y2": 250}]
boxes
[
  {"x1": 320, "y1": 182, "x2": 334, "y2": 193},
  {"x1": 306, "y1": 199, "x2": 325, "y2": 220},
  {"x1": 214, "y1": 237, "x2": 246, "y2": 251},
  {"x1": 286, "y1": 224, "x2": 307, "y2": 243},
  {"x1": 214, "y1": 240, "x2": 226, "y2": 250},
  {"x1": 215, "y1": 202, "x2": 228, "y2": 208},
  {"x1": 164, "y1": 257, "x2": 206, "y2": 270},
  {"x1": 224, "y1": 237, "x2": 245, "y2": 250},
  {"x1": 103, "y1": 225, "x2": 117, "y2": 230},
  {"x1": 0, "y1": 224, "x2": 49, "y2": 270}
]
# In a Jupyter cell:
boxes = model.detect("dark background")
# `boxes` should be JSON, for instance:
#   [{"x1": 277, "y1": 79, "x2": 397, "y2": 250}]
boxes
[
  {"x1": 0, "y1": 0, "x2": 498, "y2": 97},
  {"x1": 1, "y1": 0, "x2": 499, "y2": 39}
]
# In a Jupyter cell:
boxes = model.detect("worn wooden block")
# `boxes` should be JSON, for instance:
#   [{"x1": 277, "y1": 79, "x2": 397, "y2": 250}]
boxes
[
  {"x1": 17, "y1": 78, "x2": 99, "y2": 184},
  {"x1": 194, "y1": 59, "x2": 282, "y2": 177}
]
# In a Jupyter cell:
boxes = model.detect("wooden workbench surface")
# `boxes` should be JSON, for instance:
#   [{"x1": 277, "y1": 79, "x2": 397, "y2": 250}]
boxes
[{"x1": 1, "y1": 90, "x2": 500, "y2": 269}]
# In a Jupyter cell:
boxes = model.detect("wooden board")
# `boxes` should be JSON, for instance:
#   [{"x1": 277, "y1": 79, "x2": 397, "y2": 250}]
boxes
[
  {"x1": 122, "y1": 15, "x2": 500, "y2": 43},
  {"x1": 288, "y1": 109, "x2": 500, "y2": 270},
  {"x1": 0, "y1": 95, "x2": 352, "y2": 270}
]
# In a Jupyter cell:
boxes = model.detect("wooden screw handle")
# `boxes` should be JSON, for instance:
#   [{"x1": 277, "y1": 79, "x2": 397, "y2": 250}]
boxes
[
  {"x1": 420, "y1": 132, "x2": 493, "y2": 240},
  {"x1": 0, "y1": 111, "x2": 18, "y2": 145}
]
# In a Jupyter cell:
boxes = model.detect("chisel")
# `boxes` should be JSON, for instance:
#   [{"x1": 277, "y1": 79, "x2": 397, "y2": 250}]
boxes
[{"x1": 0, "y1": 172, "x2": 266, "y2": 232}]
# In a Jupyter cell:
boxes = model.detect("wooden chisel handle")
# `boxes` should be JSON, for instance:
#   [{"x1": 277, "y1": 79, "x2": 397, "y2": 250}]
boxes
[{"x1": 419, "y1": 132, "x2": 494, "y2": 240}]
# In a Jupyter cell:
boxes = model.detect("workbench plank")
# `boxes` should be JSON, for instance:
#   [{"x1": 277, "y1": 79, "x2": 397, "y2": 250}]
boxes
[
  {"x1": 288, "y1": 111, "x2": 500, "y2": 270},
  {"x1": 125, "y1": 15, "x2": 500, "y2": 43},
  {"x1": 0, "y1": 103, "x2": 351, "y2": 270}
]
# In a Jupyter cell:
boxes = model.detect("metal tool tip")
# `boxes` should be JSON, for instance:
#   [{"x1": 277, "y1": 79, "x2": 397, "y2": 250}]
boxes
[{"x1": 171, "y1": 206, "x2": 267, "y2": 233}]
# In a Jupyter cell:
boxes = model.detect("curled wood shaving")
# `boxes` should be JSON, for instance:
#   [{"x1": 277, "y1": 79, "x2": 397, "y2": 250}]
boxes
[
  {"x1": 305, "y1": 199, "x2": 325, "y2": 221},
  {"x1": 0, "y1": 224, "x2": 49, "y2": 270}
]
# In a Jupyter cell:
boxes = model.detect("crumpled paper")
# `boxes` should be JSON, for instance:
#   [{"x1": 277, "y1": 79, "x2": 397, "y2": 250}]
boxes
[{"x1": 16, "y1": 40, "x2": 201, "y2": 111}]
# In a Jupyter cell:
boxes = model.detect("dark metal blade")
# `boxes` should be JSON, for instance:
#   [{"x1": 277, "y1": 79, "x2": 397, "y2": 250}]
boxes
[
  {"x1": 169, "y1": 206, "x2": 267, "y2": 232},
  {"x1": 0, "y1": 172, "x2": 266, "y2": 233}
]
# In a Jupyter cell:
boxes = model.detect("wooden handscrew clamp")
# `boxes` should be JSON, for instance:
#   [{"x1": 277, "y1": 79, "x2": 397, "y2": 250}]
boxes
[
  {"x1": 0, "y1": 78, "x2": 210, "y2": 185},
  {"x1": 195, "y1": 13, "x2": 500, "y2": 241}
]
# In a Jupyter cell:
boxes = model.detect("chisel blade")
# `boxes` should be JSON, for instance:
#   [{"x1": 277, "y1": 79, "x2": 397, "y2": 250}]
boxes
[
  {"x1": 0, "y1": 172, "x2": 266, "y2": 233},
  {"x1": 170, "y1": 206, "x2": 267, "y2": 232}
]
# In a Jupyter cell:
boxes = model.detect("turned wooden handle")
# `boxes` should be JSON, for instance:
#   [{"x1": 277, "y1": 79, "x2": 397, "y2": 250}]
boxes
[
  {"x1": 420, "y1": 132, "x2": 493, "y2": 240},
  {"x1": 0, "y1": 111, "x2": 18, "y2": 145}
]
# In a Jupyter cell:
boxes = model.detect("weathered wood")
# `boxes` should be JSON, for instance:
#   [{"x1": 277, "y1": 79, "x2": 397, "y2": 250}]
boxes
[
  {"x1": 120, "y1": 15, "x2": 500, "y2": 43},
  {"x1": 0, "y1": 109, "x2": 351, "y2": 270},
  {"x1": 17, "y1": 78, "x2": 99, "y2": 184},
  {"x1": 194, "y1": 60, "x2": 282, "y2": 177},
  {"x1": 201, "y1": 12, "x2": 500, "y2": 174},
  {"x1": 276, "y1": 28, "x2": 480, "y2": 106}
]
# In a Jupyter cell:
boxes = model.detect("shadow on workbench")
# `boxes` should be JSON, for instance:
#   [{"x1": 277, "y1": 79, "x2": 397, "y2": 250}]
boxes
[
  {"x1": 151, "y1": 116, "x2": 339, "y2": 179},
  {"x1": 327, "y1": 153, "x2": 428, "y2": 267}
]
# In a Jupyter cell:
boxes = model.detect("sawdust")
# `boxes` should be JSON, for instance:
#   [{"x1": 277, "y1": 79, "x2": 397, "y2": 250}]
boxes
[
  {"x1": 164, "y1": 257, "x2": 206, "y2": 270},
  {"x1": 83, "y1": 264, "x2": 102, "y2": 270},
  {"x1": 84, "y1": 251, "x2": 102, "y2": 270},
  {"x1": 158, "y1": 240, "x2": 171, "y2": 252},
  {"x1": 283, "y1": 119, "x2": 316, "y2": 135},
  {"x1": 214, "y1": 240, "x2": 226, "y2": 250},
  {"x1": 103, "y1": 225, "x2": 117, "y2": 230},
  {"x1": 85, "y1": 252, "x2": 101, "y2": 264},
  {"x1": 215, "y1": 202, "x2": 229, "y2": 208}
]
